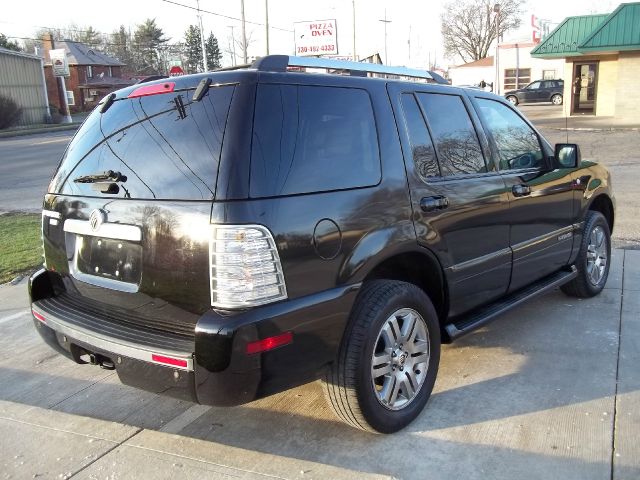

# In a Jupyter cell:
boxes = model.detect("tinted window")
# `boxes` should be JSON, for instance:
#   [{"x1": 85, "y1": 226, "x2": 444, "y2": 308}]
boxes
[
  {"x1": 250, "y1": 84, "x2": 380, "y2": 197},
  {"x1": 400, "y1": 93, "x2": 439, "y2": 180},
  {"x1": 476, "y1": 98, "x2": 544, "y2": 170},
  {"x1": 51, "y1": 85, "x2": 235, "y2": 200},
  {"x1": 416, "y1": 93, "x2": 487, "y2": 176}
]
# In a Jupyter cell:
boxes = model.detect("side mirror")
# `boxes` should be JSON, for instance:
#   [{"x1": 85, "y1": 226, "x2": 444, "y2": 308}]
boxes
[{"x1": 555, "y1": 143, "x2": 581, "y2": 168}]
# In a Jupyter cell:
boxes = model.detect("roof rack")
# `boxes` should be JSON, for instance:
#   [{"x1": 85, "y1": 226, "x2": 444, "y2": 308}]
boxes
[{"x1": 251, "y1": 55, "x2": 440, "y2": 82}]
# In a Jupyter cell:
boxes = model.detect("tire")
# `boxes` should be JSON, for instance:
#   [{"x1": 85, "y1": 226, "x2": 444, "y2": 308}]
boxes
[
  {"x1": 551, "y1": 94, "x2": 563, "y2": 105},
  {"x1": 561, "y1": 211, "x2": 611, "y2": 298},
  {"x1": 507, "y1": 95, "x2": 519, "y2": 106},
  {"x1": 322, "y1": 280, "x2": 441, "y2": 433}
]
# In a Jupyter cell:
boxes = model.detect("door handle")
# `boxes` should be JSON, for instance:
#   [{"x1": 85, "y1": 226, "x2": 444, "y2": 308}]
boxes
[
  {"x1": 512, "y1": 184, "x2": 531, "y2": 197},
  {"x1": 420, "y1": 195, "x2": 449, "y2": 212}
]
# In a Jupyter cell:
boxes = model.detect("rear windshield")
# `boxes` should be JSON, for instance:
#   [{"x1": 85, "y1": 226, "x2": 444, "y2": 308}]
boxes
[
  {"x1": 50, "y1": 84, "x2": 235, "y2": 200},
  {"x1": 250, "y1": 84, "x2": 381, "y2": 197}
]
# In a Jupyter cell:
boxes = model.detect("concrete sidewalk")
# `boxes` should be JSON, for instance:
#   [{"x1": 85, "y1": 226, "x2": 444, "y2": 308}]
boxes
[
  {"x1": 0, "y1": 251, "x2": 639, "y2": 479},
  {"x1": 519, "y1": 104, "x2": 640, "y2": 130}
]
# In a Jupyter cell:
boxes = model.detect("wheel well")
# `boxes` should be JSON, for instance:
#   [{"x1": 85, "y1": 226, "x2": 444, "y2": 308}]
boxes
[
  {"x1": 363, "y1": 252, "x2": 448, "y2": 324},
  {"x1": 589, "y1": 195, "x2": 614, "y2": 234}
]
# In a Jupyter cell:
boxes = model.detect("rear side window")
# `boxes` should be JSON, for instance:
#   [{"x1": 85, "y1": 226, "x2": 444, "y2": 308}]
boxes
[
  {"x1": 400, "y1": 94, "x2": 439, "y2": 180},
  {"x1": 50, "y1": 85, "x2": 235, "y2": 200},
  {"x1": 250, "y1": 84, "x2": 380, "y2": 197},
  {"x1": 415, "y1": 93, "x2": 487, "y2": 176},
  {"x1": 475, "y1": 98, "x2": 543, "y2": 170}
]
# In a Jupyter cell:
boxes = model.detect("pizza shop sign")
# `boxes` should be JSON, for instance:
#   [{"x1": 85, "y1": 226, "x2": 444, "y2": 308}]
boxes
[{"x1": 294, "y1": 19, "x2": 338, "y2": 56}]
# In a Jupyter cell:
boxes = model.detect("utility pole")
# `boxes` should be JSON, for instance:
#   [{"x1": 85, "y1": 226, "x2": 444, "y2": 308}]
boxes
[
  {"x1": 49, "y1": 35, "x2": 72, "y2": 124},
  {"x1": 379, "y1": 9, "x2": 391, "y2": 65},
  {"x1": 228, "y1": 25, "x2": 237, "y2": 66},
  {"x1": 240, "y1": 0, "x2": 248, "y2": 63},
  {"x1": 494, "y1": 3, "x2": 501, "y2": 94},
  {"x1": 408, "y1": 25, "x2": 411, "y2": 64},
  {"x1": 265, "y1": 0, "x2": 270, "y2": 55},
  {"x1": 352, "y1": 0, "x2": 357, "y2": 61},
  {"x1": 197, "y1": 0, "x2": 208, "y2": 71}
]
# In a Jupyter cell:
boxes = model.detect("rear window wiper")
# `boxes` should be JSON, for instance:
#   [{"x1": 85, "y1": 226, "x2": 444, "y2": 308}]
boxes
[{"x1": 73, "y1": 170, "x2": 127, "y2": 183}]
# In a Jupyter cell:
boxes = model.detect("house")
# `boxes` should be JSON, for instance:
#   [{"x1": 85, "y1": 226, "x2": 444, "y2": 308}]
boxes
[
  {"x1": 448, "y1": 41, "x2": 565, "y2": 92},
  {"x1": 41, "y1": 34, "x2": 135, "y2": 113},
  {"x1": 448, "y1": 56, "x2": 495, "y2": 87},
  {"x1": 531, "y1": 2, "x2": 640, "y2": 120}
]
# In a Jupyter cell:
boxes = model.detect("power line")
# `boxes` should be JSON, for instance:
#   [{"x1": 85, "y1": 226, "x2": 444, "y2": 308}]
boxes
[
  {"x1": 161, "y1": 0, "x2": 293, "y2": 32},
  {"x1": 6, "y1": 35, "x2": 186, "y2": 49}
]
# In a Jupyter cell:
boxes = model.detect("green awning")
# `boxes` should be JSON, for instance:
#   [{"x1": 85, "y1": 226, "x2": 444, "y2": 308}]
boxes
[
  {"x1": 531, "y1": 14, "x2": 608, "y2": 58},
  {"x1": 532, "y1": 3, "x2": 640, "y2": 58},
  {"x1": 579, "y1": 3, "x2": 640, "y2": 52}
]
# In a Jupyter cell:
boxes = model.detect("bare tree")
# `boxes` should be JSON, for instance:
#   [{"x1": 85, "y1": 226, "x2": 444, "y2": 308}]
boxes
[{"x1": 441, "y1": 0, "x2": 524, "y2": 63}]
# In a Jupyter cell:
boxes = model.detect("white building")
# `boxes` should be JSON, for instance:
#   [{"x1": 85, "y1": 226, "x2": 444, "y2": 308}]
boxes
[{"x1": 448, "y1": 38, "x2": 565, "y2": 93}]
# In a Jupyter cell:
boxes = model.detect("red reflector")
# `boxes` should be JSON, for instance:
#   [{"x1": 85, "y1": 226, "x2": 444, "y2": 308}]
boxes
[
  {"x1": 246, "y1": 332, "x2": 293, "y2": 355},
  {"x1": 151, "y1": 354, "x2": 188, "y2": 368},
  {"x1": 32, "y1": 309, "x2": 46, "y2": 323},
  {"x1": 128, "y1": 82, "x2": 175, "y2": 99}
]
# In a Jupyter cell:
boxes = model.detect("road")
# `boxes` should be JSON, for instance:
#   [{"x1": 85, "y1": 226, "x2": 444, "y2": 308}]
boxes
[
  {"x1": 1, "y1": 118, "x2": 638, "y2": 247},
  {"x1": 1, "y1": 251, "x2": 639, "y2": 479},
  {"x1": 0, "y1": 131, "x2": 73, "y2": 213}
]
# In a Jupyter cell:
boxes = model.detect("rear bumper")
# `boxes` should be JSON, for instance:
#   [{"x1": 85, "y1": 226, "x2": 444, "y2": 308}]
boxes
[{"x1": 30, "y1": 269, "x2": 358, "y2": 406}]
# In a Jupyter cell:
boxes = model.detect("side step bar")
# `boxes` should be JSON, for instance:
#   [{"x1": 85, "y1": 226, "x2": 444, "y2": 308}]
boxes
[{"x1": 445, "y1": 266, "x2": 578, "y2": 340}]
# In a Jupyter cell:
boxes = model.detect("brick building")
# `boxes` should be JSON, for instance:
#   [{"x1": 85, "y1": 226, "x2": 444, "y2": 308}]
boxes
[
  {"x1": 42, "y1": 34, "x2": 135, "y2": 113},
  {"x1": 531, "y1": 2, "x2": 640, "y2": 121}
]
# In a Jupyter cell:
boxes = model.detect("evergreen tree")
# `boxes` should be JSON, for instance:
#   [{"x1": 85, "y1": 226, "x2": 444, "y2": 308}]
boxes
[
  {"x1": 205, "y1": 32, "x2": 221, "y2": 70},
  {"x1": 133, "y1": 18, "x2": 168, "y2": 74},
  {"x1": 183, "y1": 25, "x2": 201, "y2": 74},
  {"x1": 0, "y1": 33, "x2": 22, "y2": 52},
  {"x1": 108, "y1": 26, "x2": 134, "y2": 70},
  {"x1": 182, "y1": 25, "x2": 222, "y2": 73}
]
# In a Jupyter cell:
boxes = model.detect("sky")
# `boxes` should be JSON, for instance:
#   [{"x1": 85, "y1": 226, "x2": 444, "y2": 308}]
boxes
[{"x1": 1, "y1": 0, "x2": 618, "y2": 68}]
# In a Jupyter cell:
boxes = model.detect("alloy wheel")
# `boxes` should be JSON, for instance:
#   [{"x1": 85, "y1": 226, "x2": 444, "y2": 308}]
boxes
[
  {"x1": 370, "y1": 308, "x2": 430, "y2": 411},
  {"x1": 586, "y1": 225, "x2": 608, "y2": 285}
]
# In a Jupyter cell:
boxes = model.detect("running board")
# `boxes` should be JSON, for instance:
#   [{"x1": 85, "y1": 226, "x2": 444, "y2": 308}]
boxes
[{"x1": 445, "y1": 266, "x2": 578, "y2": 340}]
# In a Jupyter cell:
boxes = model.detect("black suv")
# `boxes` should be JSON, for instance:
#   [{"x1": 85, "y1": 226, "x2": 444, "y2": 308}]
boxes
[
  {"x1": 30, "y1": 56, "x2": 614, "y2": 433},
  {"x1": 505, "y1": 79, "x2": 564, "y2": 106}
]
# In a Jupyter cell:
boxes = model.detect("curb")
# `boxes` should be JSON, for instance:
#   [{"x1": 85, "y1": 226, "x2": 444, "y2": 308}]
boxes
[
  {"x1": 0, "y1": 123, "x2": 80, "y2": 139},
  {"x1": 547, "y1": 126, "x2": 640, "y2": 132}
]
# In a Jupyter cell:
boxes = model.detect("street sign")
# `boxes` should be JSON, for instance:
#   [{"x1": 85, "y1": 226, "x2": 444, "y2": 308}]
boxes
[
  {"x1": 49, "y1": 49, "x2": 70, "y2": 77},
  {"x1": 294, "y1": 19, "x2": 338, "y2": 56},
  {"x1": 169, "y1": 66, "x2": 185, "y2": 77}
]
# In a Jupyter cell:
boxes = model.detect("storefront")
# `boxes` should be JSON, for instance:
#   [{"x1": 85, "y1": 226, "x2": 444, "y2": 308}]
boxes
[{"x1": 531, "y1": 3, "x2": 640, "y2": 121}]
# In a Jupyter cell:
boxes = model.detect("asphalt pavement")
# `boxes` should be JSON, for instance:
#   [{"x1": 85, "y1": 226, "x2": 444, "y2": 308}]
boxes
[
  {"x1": 0, "y1": 131, "x2": 73, "y2": 213},
  {"x1": 0, "y1": 250, "x2": 638, "y2": 479}
]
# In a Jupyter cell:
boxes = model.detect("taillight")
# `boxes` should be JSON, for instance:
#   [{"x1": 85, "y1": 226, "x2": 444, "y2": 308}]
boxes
[
  {"x1": 246, "y1": 332, "x2": 293, "y2": 355},
  {"x1": 151, "y1": 354, "x2": 188, "y2": 368},
  {"x1": 209, "y1": 225, "x2": 287, "y2": 309}
]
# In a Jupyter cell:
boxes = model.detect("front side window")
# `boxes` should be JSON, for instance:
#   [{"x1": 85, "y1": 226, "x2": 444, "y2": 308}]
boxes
[
  {"x1": 416, "y1": 93, "x2": 487, "y2": 176},
  {"x1": 476, "y1": 98, "x2": 544, "y2": 170},
  {"x1": 526, "y1": 81, "x2": 541, "y2": 90},
  {"x1": 250, "y1": 84, "x2": 380, "y2": 197}
]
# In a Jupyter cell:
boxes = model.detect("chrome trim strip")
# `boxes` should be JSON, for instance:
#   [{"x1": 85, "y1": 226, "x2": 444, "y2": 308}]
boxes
[
  {"x1": 511, "y1": 225, "x2": 574, "y2": 253},
  {"x1": 32, "y1": 306, "x2": 194, "y2": 371},
  {"x1": 68, "y1": 269, "x2": 139, "y2": 293},
  {"x1": 64, "y1": 219, "x2": 142, "y2": 242},
  {"x1": 42, "y1": 210, "x2": 60, "y2": 219},
  {"x1": 446, "y1": 247, "x2": 512, "y2": 274}
]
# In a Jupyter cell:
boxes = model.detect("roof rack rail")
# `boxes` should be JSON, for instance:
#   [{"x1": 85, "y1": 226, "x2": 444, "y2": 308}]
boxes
[{"x1": 251, "y1": 55, "x2": 440, "y2": 82}]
